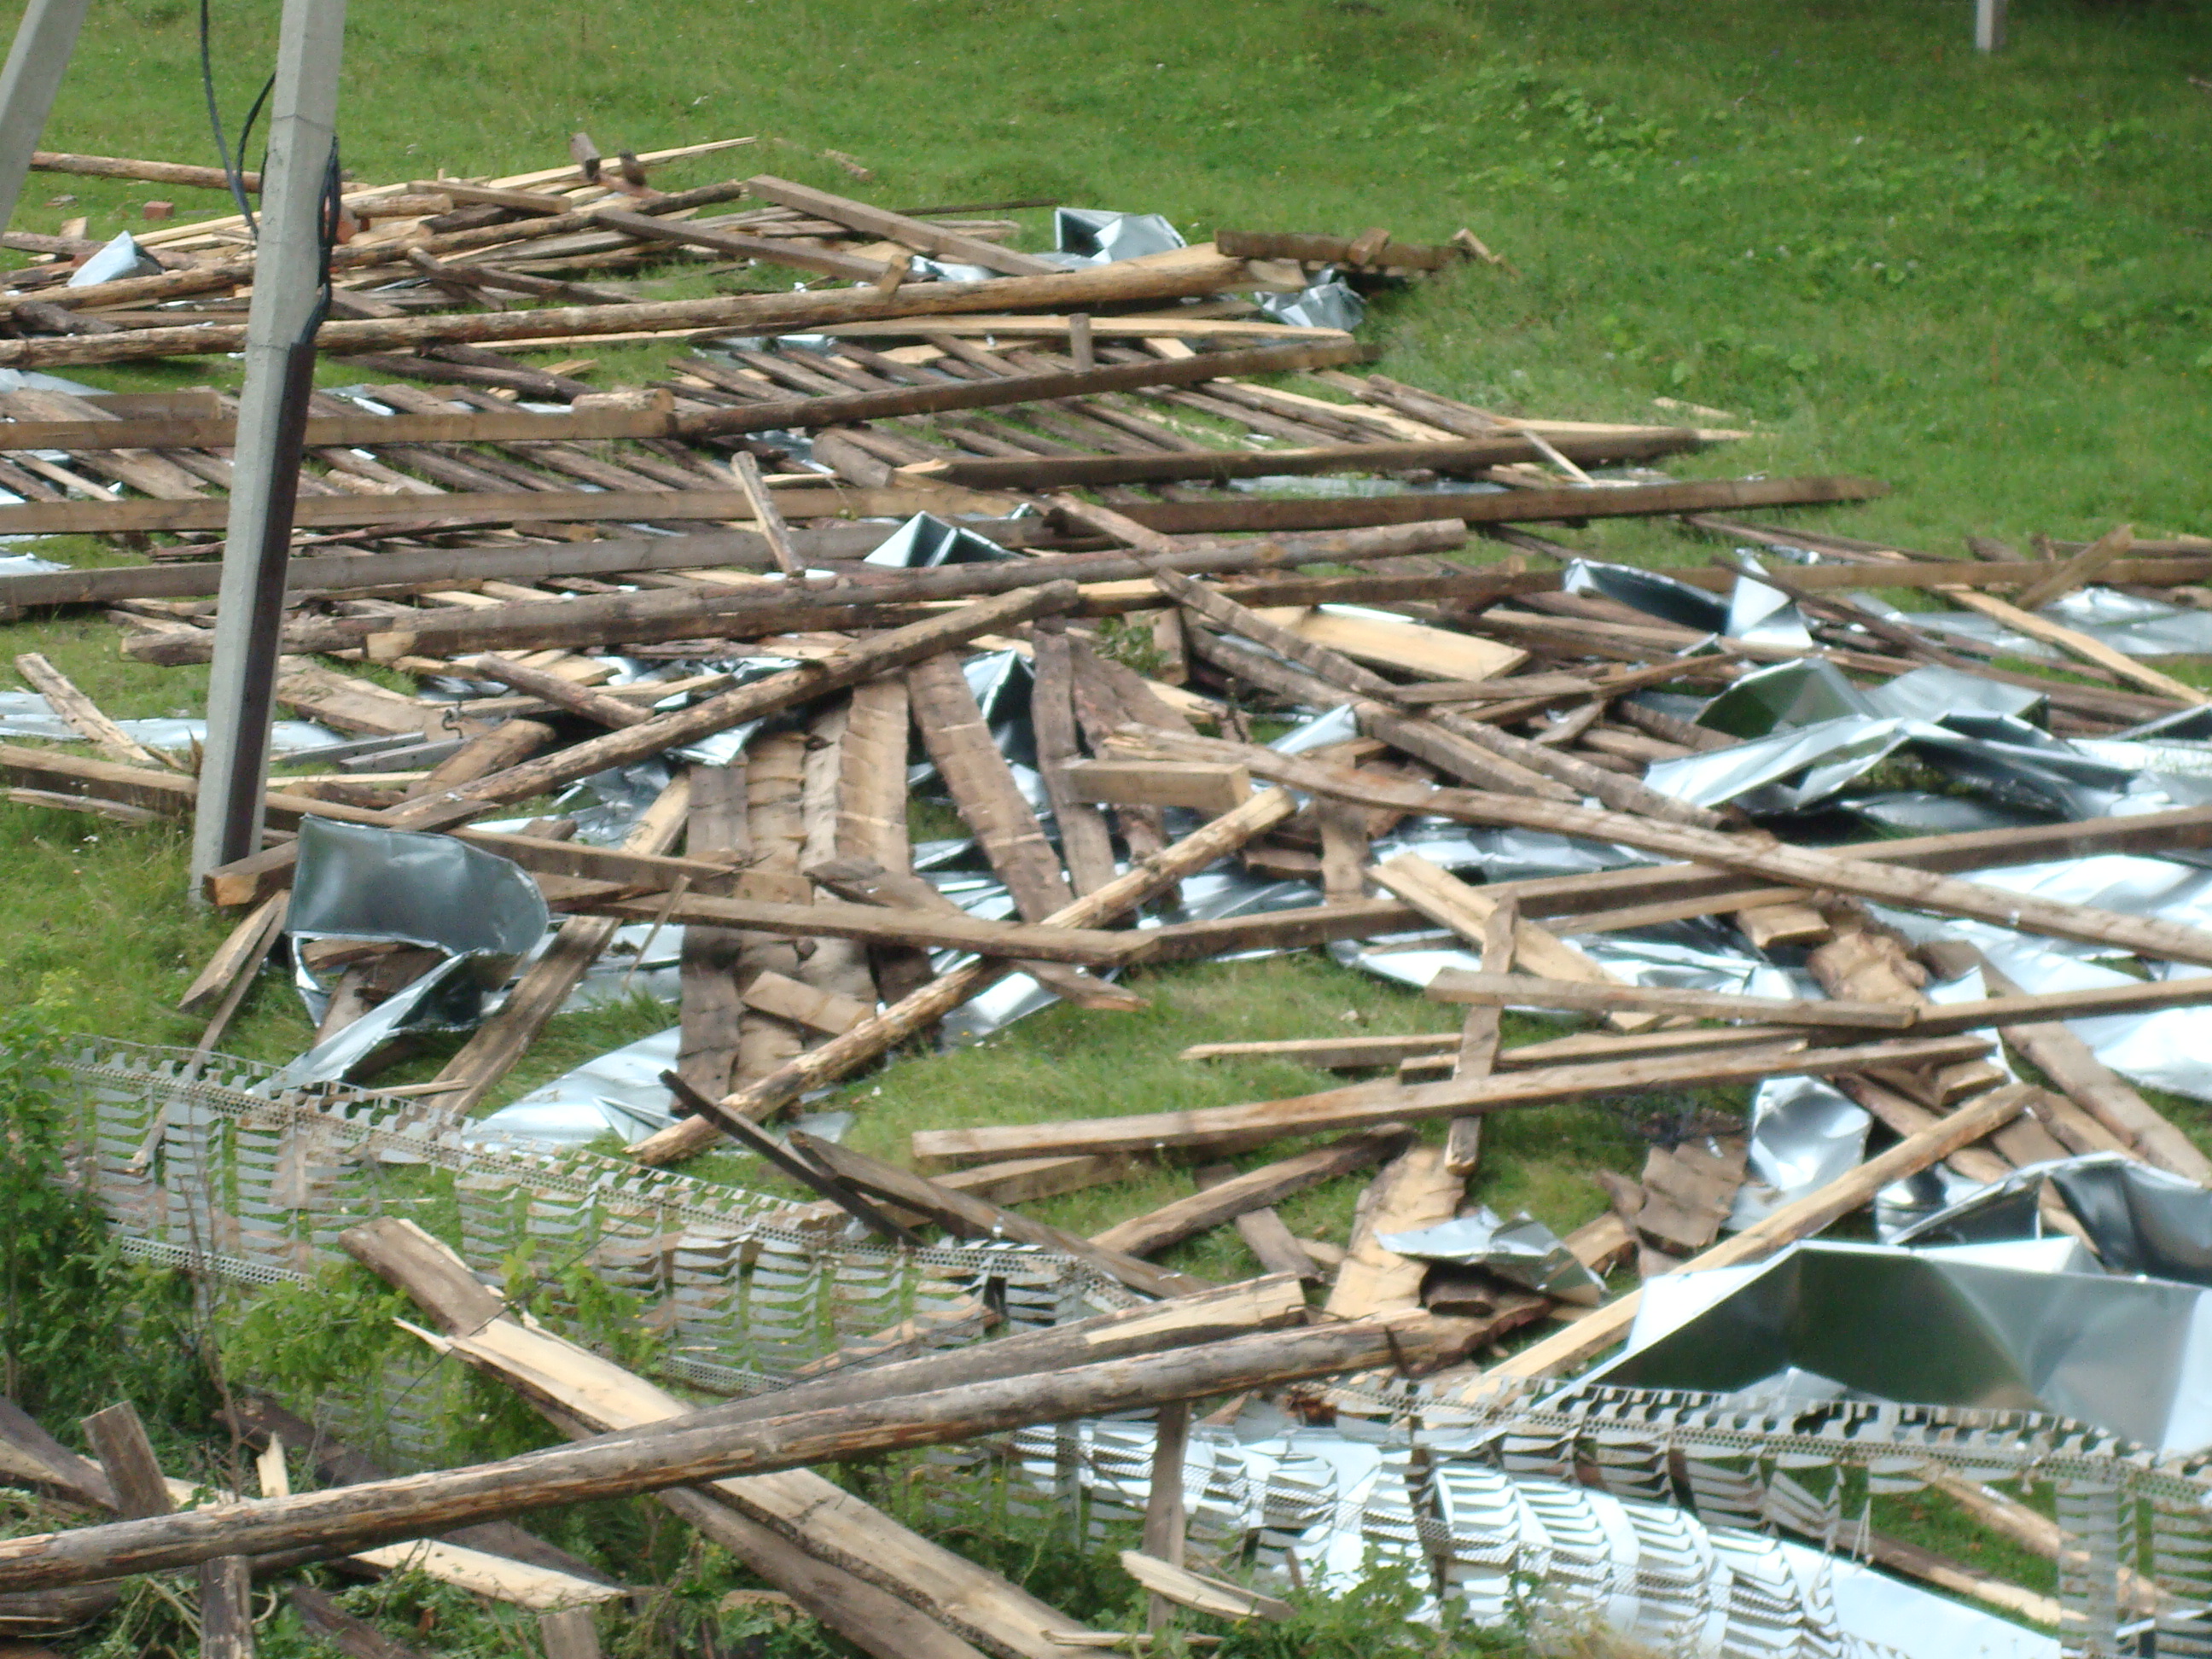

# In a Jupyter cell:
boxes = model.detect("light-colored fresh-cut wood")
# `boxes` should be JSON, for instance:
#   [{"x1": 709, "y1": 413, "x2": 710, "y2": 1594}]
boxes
[
  {"x1": 1324, "y1": 1144, "x2": 1462, "y2": 1319},
  {"x1": 1249, "y1": 605, "x2": 1524, "y2": 682},
  {"x1": 741, "y1": 970, "x2": 872, "y2": 1036},
  {"x1": 909, "y1": 1033, "x2": 1992, "y2": 1164},
  {"x1": 1062, "y1": 759, "x2": 1249, "y2": 817},
  {"x1": 1425, "y1": 968, "x2": 1913, "y2": 1030}
]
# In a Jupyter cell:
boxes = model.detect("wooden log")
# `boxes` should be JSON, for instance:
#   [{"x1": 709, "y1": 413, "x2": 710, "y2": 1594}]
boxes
[
  {"x1": 1086, "y1": 476, "x2": 1889, "y2": 536},
  {"x1": 737, "y1": 175, "x2": 1061, "y2": 276},
  {"x1": 0, "y1": 249, "x2": 1254, "y2": 368},
  {"x1": 0, "y1": 1314, "x2": 1476, "y2": 1592},
  {"x1": 1089, "y1": 1132, "x2": 1408, "y2": 1257},
  {"x1": 630, "y1": 786, "x2": 1297, "y2": 1163},
  {"x1": 344, "y1": 1220, "x2": 1059, "y2": 1659},
  {"x1": 907, "y1": 1035, "x2": 1994, "y2": 1165},
  {"x1": 1425, "y1": 969, "x2": 1915, "y2": 1030},
  {"x1": 1134, "y1": 733, "x2": 2212, "y2": 969},
  {"x1": 572, "y1": 891, "x2": 1144, "y2": 965},
  {"x1": 789, "y1": 1132, "x2": 1207, "y2": 1301},
  {"x1": 918, "y1": 430, "x2": 1705, "y2": 490},
  {"x1": 79, "y1": 1406, "x2": 170, "y2": 1519},
  {"x1": 458, "y1": 657, "x2": 649, "y2": 727},
  {"x1": 29, "y1": 150, "x2": 259, "y2": 190},
  {"x1": 79, "y1": 521, "x2": 1456, "y2": 651},
  {"x1": 1138, "y1": 1403, "x2": 1190, "y2": 1633},
  {"x1": 1430, "y1": 1083, "x2": 2034, "y2": 1393},
  {"x1": 1214, "y1": 229, "x2": 1463, "y2": 271}
]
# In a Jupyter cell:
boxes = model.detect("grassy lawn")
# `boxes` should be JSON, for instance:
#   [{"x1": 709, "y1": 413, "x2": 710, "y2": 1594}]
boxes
[{"x1": 0, "y1": 0, "x2": 2200, "y2": 1641}]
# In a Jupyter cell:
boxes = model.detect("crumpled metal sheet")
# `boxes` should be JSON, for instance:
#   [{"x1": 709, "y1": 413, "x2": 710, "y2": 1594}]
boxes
[
  {"x1": 864, "y1": 511, "x2": 1021, "y2": 570},
  {"x1": 273, "y1": 819, "x2": 550, "y2": 1086},
  {"x1": 1724, "y1": 574, "x2": 1812, "y2": 648},
  {"x1": 1597, "y1": 1239, "x2": 2212, "y2": 1453},
  {"x1": 1729, "y1": 1076, "x2": 1871, "y2": 1230},
  {"x1": 1051, "y1": 207, "x2": 1186, "y2": 265},
  {"x1": 67, "y1": 231, "x2": 160, "y2": 286},
  {"x1": 1895, "y1": 1153, "x2": 2212, "y2": 1289},
  {"x1": 1379, "y1": 1207, "x2": 1605, "y2": 1302},
  {"x1": 289, "y1": 818, "x2": 548, "y2": 960},
  {"x1": 1256, "y1": 270, "x2": 1365, "y2": 331},
  {"x1": 1564, "y1": 558, "x2": 1729, "y2": 635},
  {"x1": 469, "y1": 1026, "x2": 681, "y2": 1147}
]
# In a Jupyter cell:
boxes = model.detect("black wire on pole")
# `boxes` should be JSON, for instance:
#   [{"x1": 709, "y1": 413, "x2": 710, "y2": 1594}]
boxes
[{"x1": 198, "y1": 0, "x2": 274, "y2": 234}]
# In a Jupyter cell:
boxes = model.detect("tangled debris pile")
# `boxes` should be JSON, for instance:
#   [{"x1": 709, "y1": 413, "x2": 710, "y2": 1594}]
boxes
[{"x1": 4, "y1": 136, "x2": 2212, "y2": 1659}]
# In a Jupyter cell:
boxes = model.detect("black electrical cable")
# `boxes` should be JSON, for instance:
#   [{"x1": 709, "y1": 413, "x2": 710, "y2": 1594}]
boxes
[{"x1": 198, "y1": 0, "x2": 274, "y2": 232}]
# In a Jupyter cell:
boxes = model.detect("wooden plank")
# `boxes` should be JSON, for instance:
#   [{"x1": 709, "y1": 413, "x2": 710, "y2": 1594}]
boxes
[
  {"x1": 742, "y1": 969, "x2": 871, "y2": 1036},
  {"x1": 1118, "y1": 1551, "x2": 1290, "y2": 1624},
  {"x1": 791, "y1": 1133, "x2": 1208, "y2": 1302},
  {"x1": 1257, "y1": 606, "x2": 1523, "y2": 684},
  {"x1": 908, "y1": 1035, "x2": 1993, "y2": 1164},
  {"x1": 1062, "y1": 759, "x2": 1249, "y2": 817},
  {"x1": 78, "y1": 1406, "x2": 170, "y2": 1519},
  {"x1": 1370, "y1": 852, "x2": 1660, "y2": 1033},
  {"x1": 2012, "y1": 522, "x2": 2133, "y2": 613},
  {"x1": 678, "y1": 763, "x2": 749, "y2": 1098},
  {"x1": 1978, "y1": 960, "x2": 2212, "y2": 1182},
  {"x1": 1425, "y1": 969, "x2": 1914, "y2": 1030},
  {"x1": 1031, "y1": 622, "x2": 1117, "y2": 894},
  {"x1": 575, "y1": 890, "x2": 1147, "y2": 964},
  {"x1": 1325, "y1": 1144, "x2": 1461, "y2": 1319},
  {"x1": 12, "y1": 653, "x2": 168, "y2": 769},
  {"x1": 907, "y1": 651, "x2": 1076, "y2": 921},
  {"x1": 589, "y1": 207, "x2": 893, "y2": 282},
  {"x1": 632, "y1": 788, "x2": 1297, "y2": 1163},
  {"x1": 1089, "y1": 1132, "x2": 1406, "y2": 1257},
  {"x1": 1947, "y1": 587, "x2": 2209, "y2": 705}
]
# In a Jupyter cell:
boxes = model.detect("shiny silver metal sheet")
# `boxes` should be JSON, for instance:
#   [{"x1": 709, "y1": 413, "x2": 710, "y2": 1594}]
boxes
[
  {"x1": 1598, "y1": 1240, "x2": 2212, "y2": 1453},
  {"x1": 1379, "y1": 1207, "x2": 1605, "y2": 1302}
]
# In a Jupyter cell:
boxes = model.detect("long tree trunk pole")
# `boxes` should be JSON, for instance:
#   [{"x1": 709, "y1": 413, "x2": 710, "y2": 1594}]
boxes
[
  {"x1": 0, "y1": 251, "x2": 1254, "y2": 369},
  {"x1": 630, "y1": 783, "x2": 1299, "y2": 1164},
  {"x1": 0, "y1": 1313, "x2": 1476, "y2": 1592}
]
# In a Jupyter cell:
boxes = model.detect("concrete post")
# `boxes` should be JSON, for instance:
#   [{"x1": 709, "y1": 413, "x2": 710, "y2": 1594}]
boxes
[
  {"x1": 0, "y1": 0, "x2": 93, "y2": 232},
  {"x1": 189, "y1": 0, "x2": 346, "y2": 891}
]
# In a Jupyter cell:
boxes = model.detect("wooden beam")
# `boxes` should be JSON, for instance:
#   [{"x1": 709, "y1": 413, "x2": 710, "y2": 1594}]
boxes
[
  {"x1": 909, "y1": 1035, "x2": 1992, "y2": 1165},
  {"x1": 1425, "y1": 969, "x2": 1915, "y2": 1030}
]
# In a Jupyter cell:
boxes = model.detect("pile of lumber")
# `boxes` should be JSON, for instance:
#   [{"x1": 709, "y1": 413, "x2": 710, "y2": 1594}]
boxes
[{"x1": 8, "y1": 133, "x2": 2212, "y2": 1656}]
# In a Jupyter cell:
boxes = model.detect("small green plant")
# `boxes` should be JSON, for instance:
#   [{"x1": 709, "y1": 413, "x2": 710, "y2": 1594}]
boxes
[{"x1": 0, "y1": 987, "x2": 212, "y2": 1432}]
